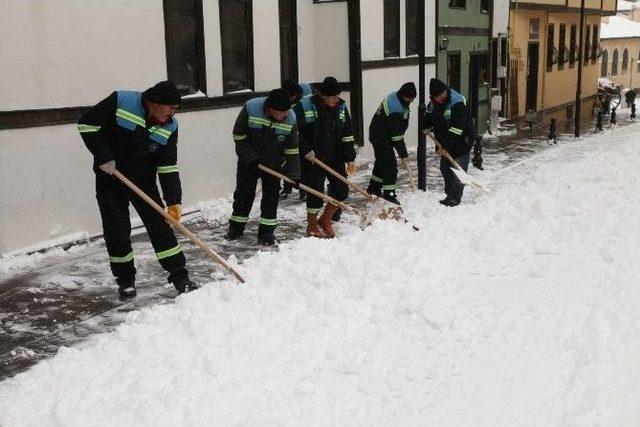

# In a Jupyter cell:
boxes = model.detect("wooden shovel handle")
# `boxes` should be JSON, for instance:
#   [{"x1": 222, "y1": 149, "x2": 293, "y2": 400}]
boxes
[
  {"x1": 305, "y1": 155, "x2": 375, "y2": 202},
  {"x1": 113, "y1": 170, "x2": 245, "y2": 283},
  {"x1": 258, "y1": 164, "x2": 362, "y2": 215}
]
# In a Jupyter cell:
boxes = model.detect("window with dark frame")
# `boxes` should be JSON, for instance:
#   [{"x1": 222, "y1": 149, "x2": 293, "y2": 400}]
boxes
[
  {"x1": 622, "y1": 48, "x2": 629, "y2": 74},
  {"x1": 546, "y1": 24, "x2": 554, "y2": 72},
  {"x1": 220, "y1": 0, "x2": 254, "y2": 93},
  {"x1": 558, "y1": 24, "x2": 566, "y2": 70},
  {"x1": 163, "y1": 0, "x2": 207, "y2": 96},
  {"x1": 384, "y1": 0, "x2": 400, "y2": 58},
  {"x1": 405, "y1": 0, "x2": 418, "y2": 56},
  {"x1": 591, "y1": 25, "x2": 598, "y2": 64},
  {"x1": 612, "y1": 49, "x2": 619, "y2": 76},
  {"x1": 584, "y1": 25, "x2": 591, "y2": 65},
  {"x1": 449, "y1": 0, "x2": 466, "y2": 8},
  {"x1": 601, "y1": 49, "x2": 608, "y2": 77},
  {"x1": 569, "y1": 25, "x2": 576, "y2": 68},
  {"x1": 480, "y1": 0, "x2": 489, "y2": 12},
  {"x1": 447, "y1": 52, "x2": 461, "y2": 92},
  {"x1": 638, "y1": 49, "x2": 640, "y2": 73}
]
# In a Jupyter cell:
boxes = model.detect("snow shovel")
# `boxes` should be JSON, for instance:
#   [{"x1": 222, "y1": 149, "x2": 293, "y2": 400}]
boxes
[
  {"x1": 258, "y1": 164, "x2": 366, "y2": 221},
  {"x1": 425, "y1": 132, "x2": 487, "y2": 192},
  {"x1": 113, "y1": 169, "x2": 245, "y2": 283},
  {"x1": 304, "y1": 152, "x2": 404, "y2": 221}
]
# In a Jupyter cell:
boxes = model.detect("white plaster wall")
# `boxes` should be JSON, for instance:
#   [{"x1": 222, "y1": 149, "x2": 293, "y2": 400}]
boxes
[
  {"x1": 0, "y1": 0, "x2": 166, "y2": 110},
  {"x1": 361, "y1": 0, "x2": 436, "y2": 61},
  {"x1": 360, "y1": 64, "x2": 436, "y2": 159},
  {"x1": 493, "y1": 0, "x2": 510, "y2": 37},
  {"x1": 297, "y1": 0, "x2": 349, "y2": 83}
]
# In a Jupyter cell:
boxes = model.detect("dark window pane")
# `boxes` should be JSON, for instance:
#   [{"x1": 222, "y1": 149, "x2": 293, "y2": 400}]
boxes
[
  {"x1": 601, "y1": 49, "x2": 608, "y2": 77},
  {"x1": 447, "y1": 53, "x2": 461, "y2": 92},
  {"x1": 558, "y1": 24, "x2": 566, "y2": 70},
  {"x1": 546, "y1": 24, "x2": 554, "y2": 72},
  {"x1": 481, "y1": 0, "x2": 489, "y2": 12},
  {"x1": 164, "y1": 0, "x2": 206, "y2": 95},
  {"x1": 569, "y1": 25, "x2": 576, "y2": 68},
  {"x1": 584, "y1": 25, "x2": 591, "y2": 65},
  {"x1": 622, "y1": 48, "x2": 629, "y2": 74},
  {"x1": 591, "y1": 25, "x2": 598, "y2": 64},
  {"x1": 450, "y1": 0, "x2": 466, "y2": 8},
  {"x1": 612, "y1": 49, "x2": 618, "y2": 75},
  {"x1": 220, "y1": 0, "x2": 254, "y2": 93},
  {"x1": 384, "y1": 0, "x2": 400, "y2": 57},
  {"x1": 405, "y1": 0, "x2": 418, "y2": 56}
]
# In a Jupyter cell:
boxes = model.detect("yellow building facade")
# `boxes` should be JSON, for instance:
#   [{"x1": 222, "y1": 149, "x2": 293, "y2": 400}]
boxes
[{"x1": 508, "y1": 0, "x2": 617, "y2": 126}]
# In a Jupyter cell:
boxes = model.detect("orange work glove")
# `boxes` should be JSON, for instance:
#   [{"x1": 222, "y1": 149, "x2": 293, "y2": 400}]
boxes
[
  {"x1": 346, "y1": 162, "x2": 357, "y2": 176},
  {"x1": 167, "y1": 204, "x2": 182, "y2": 222}
]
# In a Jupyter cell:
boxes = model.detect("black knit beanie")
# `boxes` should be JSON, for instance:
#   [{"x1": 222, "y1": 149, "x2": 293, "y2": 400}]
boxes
[
  {"x1": 265, "y1": 89, "x2": 291, "y2": 111},
  {"x1": 145, "y1": 81, "x2": 181, "y2": 105},
  {"x1": 398, "y1": 82, "x2": 417, "y2": 99},
  {"x1": 319, "y1": 77, "x2": 341, "y2": 96},
  {"x1": 429, "y1": 78, "x2": 448, "y2": 97},
  {"x1": 282, "y1": 79, "x2": 302, "y2": 98}
]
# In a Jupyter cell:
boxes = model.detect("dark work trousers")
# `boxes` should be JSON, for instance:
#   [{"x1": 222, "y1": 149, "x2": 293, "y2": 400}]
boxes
[
  {"x1": 303, "y1": 162, "x2": 349, "y2": 214},
  {"x1": 229, "y1": 160, "x2": 281, "y2": 236},
  {"x1": 369, "y1": 142, "x2": 398, "y2": 194},
  {"x1": 95, "y1": 174, "x2": 187, "y2": 285},
  {"x1": 439, "y1": 152, "x2": 470, "y2": 203}
]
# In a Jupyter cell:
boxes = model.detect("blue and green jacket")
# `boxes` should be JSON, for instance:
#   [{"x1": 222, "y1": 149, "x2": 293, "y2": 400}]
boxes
[
  {"x1": 78, "y1": 90, "x2": 182, "y2": 205},
  {"x1": 368, "y1": 91, "x2": 411, "y2": 158},
  {"x1": 232, "y1": 97, "x2": 300, "y2": 179},
  {"x1": 294, "y1": 94, "x2": 356, "y2": 165},
  {"x1": 424, "y1": 88, "x2": 473, "y2": 158}
]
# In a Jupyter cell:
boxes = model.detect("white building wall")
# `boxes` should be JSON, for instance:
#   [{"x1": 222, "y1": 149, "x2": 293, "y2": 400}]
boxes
[
  {"x1": 0, "y1": 0, "x2": 167, "y2": 110},
  {"x1": 493, "y1": 0, "x2": 510, "y2": 37},
  {"x1": 297, "y1": 0, "x2": 350, "y2": 83},
  {"x1": 0, "y1": 0, "x2": 283, "y2": 255}
]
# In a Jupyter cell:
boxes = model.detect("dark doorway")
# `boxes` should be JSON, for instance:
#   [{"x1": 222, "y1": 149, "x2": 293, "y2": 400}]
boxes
[
  {"x1": 469, "y1": 52, "x2": 489, "y2": 128},
  {"x1": 447, "y1": 52, "x2": 461, "y2": 92},
  {"x1": 278, "y1": 0, "x2": 298, "y2": 84},
  {"x1": 526, "y1": 42, "x2": 539, "y2": 112}
]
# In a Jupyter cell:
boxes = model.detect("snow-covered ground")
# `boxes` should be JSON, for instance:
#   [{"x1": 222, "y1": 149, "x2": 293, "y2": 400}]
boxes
[{"x1": 1, "y1": 123, "x2": 640, "y2": 426}]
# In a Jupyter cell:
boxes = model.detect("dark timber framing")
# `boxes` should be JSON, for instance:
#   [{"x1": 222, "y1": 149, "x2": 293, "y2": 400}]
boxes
[
  {"x1": 362, "y1": 56, "x2": 436, "y2": 70},
  {"x1": 348, "y1": 0, "x2": 364, "y2": 145}
]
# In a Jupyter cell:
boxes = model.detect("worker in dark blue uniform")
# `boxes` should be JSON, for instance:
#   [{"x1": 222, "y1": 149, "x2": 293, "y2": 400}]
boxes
[
  {"x1": 423, "y1": 78, "x2": 475, "y2": 207},
  {"x1": 367, "y1": 82, "x2": 416, "y2": 205},
  {"x1": 78, "y1": 81, "x2": 198, "y2": 299},
  {"x1": 226, "y1": 89, "x2": 300, "y2": 246}
]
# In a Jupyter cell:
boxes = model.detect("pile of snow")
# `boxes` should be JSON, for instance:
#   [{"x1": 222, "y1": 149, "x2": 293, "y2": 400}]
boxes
[{"x1": 2, "y1": 125, "x2": 640, "y2": 426}]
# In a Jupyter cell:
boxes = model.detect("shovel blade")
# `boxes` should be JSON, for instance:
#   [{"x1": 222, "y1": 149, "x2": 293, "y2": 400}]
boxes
[{"x1": 450, "y1": 167, "x2": 487, "y2": 191}]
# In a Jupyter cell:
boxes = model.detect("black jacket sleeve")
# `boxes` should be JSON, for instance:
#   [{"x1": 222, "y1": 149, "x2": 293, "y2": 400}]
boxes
[
  {"x1": 441, "y1": 102, "x2": 467, "y2": 152},
  {"x1": 233, "y1": 106, "x2": 258, "y2": 163},
  {"x1": 155, "y1": 130, "x2": 182, "y2": 206},
  {"x1": 282, "y1": 122, "x2": 301, "y2": 180},
  {"x1": 295, "y1": 103, "x2": 313, "y2": 159},
  {"x1": 78, "y1": 91, "x2": 117, "y2": 165},
  {"x1": 388, "y1": 112, "x2": 409, "y2": 159},
  {"x1": 340, "y1": 107, "x2": 356, "y2": 163}
]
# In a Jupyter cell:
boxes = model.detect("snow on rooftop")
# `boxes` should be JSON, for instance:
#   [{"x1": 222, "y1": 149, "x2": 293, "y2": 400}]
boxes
[
  {"x1": 617, "y1": 0, "x2": 637, "y2": 11},
  {"x1": 601, "y1": 13, "x2": 640, "y2": 39}
]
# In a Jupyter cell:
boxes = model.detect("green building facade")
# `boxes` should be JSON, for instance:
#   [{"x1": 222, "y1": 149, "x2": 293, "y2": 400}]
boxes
[{"x1": 437, "y1": 0, "x2": 492, "y2": 136}]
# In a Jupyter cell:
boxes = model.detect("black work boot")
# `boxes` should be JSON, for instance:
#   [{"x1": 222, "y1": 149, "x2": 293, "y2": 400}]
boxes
[
  {"x1": 226, "y1": 223, "x2": 245, "y2": 240},
  {"x1": 439, "y1": 197, "x2": 460, "y2": 207},
  {"x1": 331, "y1": 208, "x2": 342, "y2": 222},
  {"x1": 258, "y1": 234, "x2": 277, "y2": 247},
  {"x1": 382, "y1": 190, "x2": 401, "y2": 205},
  {"x1": 116, "y1": 277, "x2": 137, "y2": 301},
  {"x1": 172, "y1": 274, "x2": 199, "y2": 295},
  {"x1": 367, "y1": 182, "x2": 382, "y2": 197}
]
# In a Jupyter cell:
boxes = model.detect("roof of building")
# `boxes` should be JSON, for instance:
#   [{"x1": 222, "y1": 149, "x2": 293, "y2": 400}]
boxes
[
  {"x1": 601, "y1": 13, "x2": 640, "y2": 39},
  {"x1": 617, "y1": 0, "x2": 638, "y2": 12}
]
